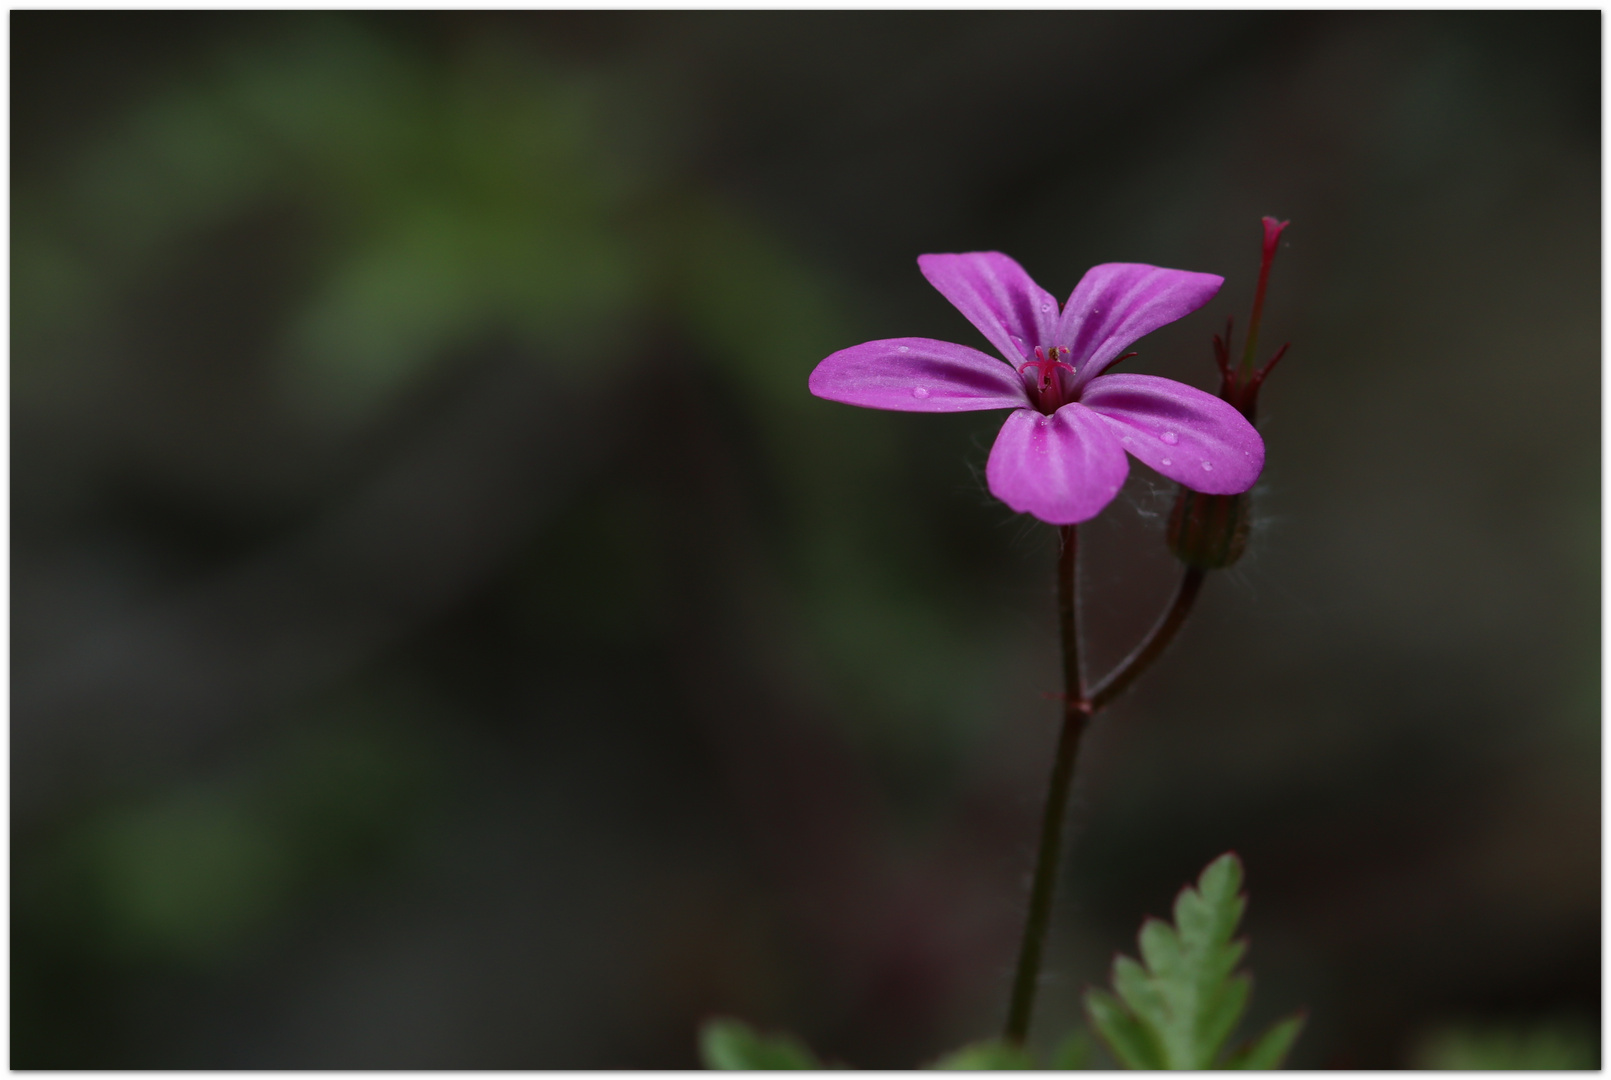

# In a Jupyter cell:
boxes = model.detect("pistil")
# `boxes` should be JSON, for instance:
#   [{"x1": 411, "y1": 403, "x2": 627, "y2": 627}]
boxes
[{"x1": 1019, "y1": 346, "x2": 1075, "y2": 412}]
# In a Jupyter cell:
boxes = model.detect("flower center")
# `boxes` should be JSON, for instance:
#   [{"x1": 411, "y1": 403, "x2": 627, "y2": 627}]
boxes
[{"x1": 1019, "y1": 346, "x2": 1076, "y2": 413}]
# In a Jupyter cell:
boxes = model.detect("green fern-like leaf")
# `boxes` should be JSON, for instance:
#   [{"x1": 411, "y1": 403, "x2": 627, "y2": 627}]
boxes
[{"x1": 1083, "y1": 853, "x2": 1303, "y2": 1069}]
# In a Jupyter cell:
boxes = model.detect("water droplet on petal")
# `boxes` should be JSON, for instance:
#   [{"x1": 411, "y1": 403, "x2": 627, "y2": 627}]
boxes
[
  {"x1": 897, "y1": 345, "x2": 909, "y2": 353},
  {"x1": 1040, "y1": 301, "x2": 1052, "y2": 313},
  {"x1": 1121, "y1": 436, "x2": 1132, "y2": 444},
  {"x1": 1201, "y1": 461, "x2": 1213, "y2": 472},
  {"x1": 912, "y1": 386, "x2": 929, "y2": 399},
  {"x1": 1161, "y1": 458, "x2": 1172, "y2": 467},
  {"x1": 1161, "y1": 431, "x2": 1179, "y2": 445}
]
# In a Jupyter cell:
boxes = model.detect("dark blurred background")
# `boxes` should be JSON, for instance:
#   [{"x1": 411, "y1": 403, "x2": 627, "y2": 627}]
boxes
[{"x1": 10, "y1": 11, "x2": 1600, "y2": 1069}]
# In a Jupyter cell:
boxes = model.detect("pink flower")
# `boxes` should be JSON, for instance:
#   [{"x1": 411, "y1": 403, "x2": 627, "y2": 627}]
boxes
[{"x1": 808, "y1": 253, "x2": 1265, "y2": 524}]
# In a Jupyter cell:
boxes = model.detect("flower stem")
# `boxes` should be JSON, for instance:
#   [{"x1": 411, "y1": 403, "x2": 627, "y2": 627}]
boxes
[
  {"x1": 1087, "y1": 568, "x2": 1206, "y2": 712},
  {"x1": 1056, "y1": 524, "x2": 1083, "y2": 701},
  {"x1": 1003, "y1": 548, "x2": 1207, "y2": 1046},
  {"x1": 1004, "y1": 524, "x2": 1088, "y2": 1045}
]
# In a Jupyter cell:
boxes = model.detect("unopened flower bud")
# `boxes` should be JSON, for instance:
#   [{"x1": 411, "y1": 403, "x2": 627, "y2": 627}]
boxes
[
  {"x1": 1167, "y1": 217, "x2": 1290, "y2": 570},
  {"x1": 1168, "y1": 487, "x2": 1250, "y2": 569}
]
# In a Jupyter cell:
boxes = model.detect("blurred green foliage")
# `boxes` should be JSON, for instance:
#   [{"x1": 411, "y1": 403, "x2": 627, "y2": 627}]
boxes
[
  {"x1": 699, "y1": 1021, "x2": 1090, "y2": 1070},
  {"x1": 1411, "y1": 1019, "x2": 1599, "y2": 1070},
  {"x1": 20, "y1": 693, "x2": 441, "y2": 969},
  {"x1": 18, "y1": 14, "x2": 1005, "y2": 754},
  {"x1": 23, "y1": 20, "x2": 642, "y2": 419},
  {"x1": 930, "y1": 1038, "x2": 1039, "y2": 1070},
  {"x1": 927, "y1": 1032, "x2": 1091, "y2": 1070},
  {"x1": 16, "y1": 15, "x2": 1006, "y2": 763},
  {"x1": 15, "y1": 17, "x2": 1033, "y2": 1064},
  {"x1": 700, "y1": 1018, "x2": 823, "y2": 1069}
]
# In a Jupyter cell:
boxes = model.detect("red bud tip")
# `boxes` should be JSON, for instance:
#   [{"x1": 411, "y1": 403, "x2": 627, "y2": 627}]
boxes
[
  {"x1": 1241, "y1": 218, "x2": 1289, "y2": 374},
  {"x1": 1260, "y1": 216, "x2": 1290, "y2": 259}
]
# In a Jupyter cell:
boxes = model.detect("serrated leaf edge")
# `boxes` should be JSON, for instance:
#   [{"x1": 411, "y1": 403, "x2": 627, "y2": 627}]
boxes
[
  {"x1": 1084, "y1": 986, "x2": 1166, "y2": 1070},
  {"x1": 1221, "y1": 1011, "x2": 1307, "y2": 1070}
]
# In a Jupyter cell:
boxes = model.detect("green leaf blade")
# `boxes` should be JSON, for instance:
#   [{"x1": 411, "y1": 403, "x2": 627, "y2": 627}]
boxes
[
  {"x1": 1197, "y1": 974, "x2": 1252, "y2": 1068},
  {"x1": 1085, "y1": 988, "x2": 1166, "y2": 1070},
  {"x1": 1138, "y1": 917, "x2": 1184, "y2": 976},
  {"x1": 1049, "y1": 1029, "x2": 1094, "y2": 1070},
  {"x1": 700, "y1": 1018, "x2": 820, "y2": 1070},
  {"x1": 1111, "y1": 955, "x2": 1167, "y2": 1030},
  {"x1": 931, "y1": 1039, "x2": 1039, "y2": 1070},
  {"x1": 1222, "y1": 1013, "x2": 1306, "y2": 1070}
]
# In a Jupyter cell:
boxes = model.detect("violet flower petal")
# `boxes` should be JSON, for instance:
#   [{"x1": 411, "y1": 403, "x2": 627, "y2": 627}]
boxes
[
  {"x1": 808, "y1": 337, "x2": 1031, "y2": 413},
  {"x1": 1058, "y1": 263, "x2": 1223, "y2": 387},
  {"x1": 985, "y1": 404, "x2": 1130, "y2": 524},
  {"x1": 1079, "y1": 373, "x2": 1264, "y2": 493},
  {"x1": 918, "y1": 252, "x2": 1061, "y2": 364}
]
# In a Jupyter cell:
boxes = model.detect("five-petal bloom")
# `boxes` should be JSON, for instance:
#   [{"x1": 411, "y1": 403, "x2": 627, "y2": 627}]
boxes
[{"x1": 808, "y1": 253, "x2": 1265, "y2": 524}]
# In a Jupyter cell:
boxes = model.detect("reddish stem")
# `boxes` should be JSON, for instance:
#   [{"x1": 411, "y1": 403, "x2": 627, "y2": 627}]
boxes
[{"x1": 1238, "y1": 217, "x2": 1289, "y2": 375}]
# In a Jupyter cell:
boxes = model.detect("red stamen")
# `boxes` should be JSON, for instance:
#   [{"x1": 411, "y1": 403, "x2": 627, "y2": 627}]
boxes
[
  {"x1": 1017, "y1": 345, "x2": 1077, "y2": 413},
  {"x1": 1018, "y1": 345, "x2": 1075, "y2": 392}
]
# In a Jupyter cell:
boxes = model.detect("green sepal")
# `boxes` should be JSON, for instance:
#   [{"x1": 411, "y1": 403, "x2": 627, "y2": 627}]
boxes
[
  {"x1": 700, "y1": 1017, "x2": 820, "y2": 1069},
  {"x1": 931, "y1": 1038, "x2": 1038, "y2": 1070},
  {"x1": 1222, "y1": 1013, "x2": 1306, "y2": 1069}
]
